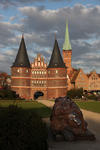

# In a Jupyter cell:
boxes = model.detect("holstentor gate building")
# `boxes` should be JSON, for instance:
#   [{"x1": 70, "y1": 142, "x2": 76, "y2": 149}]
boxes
[{"x1": 11, "y1": 23, "x2": 72, "y2": 100}]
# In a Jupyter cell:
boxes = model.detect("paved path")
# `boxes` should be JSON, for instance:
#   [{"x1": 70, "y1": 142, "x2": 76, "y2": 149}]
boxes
[{"x1": 38, "y1": 100, "x2": 100, "y2": 150}]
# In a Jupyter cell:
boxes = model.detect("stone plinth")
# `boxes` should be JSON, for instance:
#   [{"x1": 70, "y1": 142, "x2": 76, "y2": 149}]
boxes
[{"x1": 50, "y1": 96, "x2": 96, "y2": 141}]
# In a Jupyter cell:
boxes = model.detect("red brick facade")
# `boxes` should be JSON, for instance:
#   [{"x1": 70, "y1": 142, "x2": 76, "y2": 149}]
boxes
[
  {"x1": 47, "y1": 68, "x2": 67, "y2": 99},
  {"x1": 11, "y1": 67, "x2": 31, "y2": 99},
  {"x1": 11, "y1": 53, "x2": 67, "y2": 100}
]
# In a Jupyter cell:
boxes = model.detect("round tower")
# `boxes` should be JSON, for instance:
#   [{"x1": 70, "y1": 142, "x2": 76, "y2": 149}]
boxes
[
  {"x1": 11, "y1": 35, "x2": 31, "y2": 99},
  {"x1": 47, "y1": 39, "x2": 67, "y2": 99}
]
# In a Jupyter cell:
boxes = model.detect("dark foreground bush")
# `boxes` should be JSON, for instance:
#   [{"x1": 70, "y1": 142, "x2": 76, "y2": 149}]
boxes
[
  {"x1": 86, "y1": 94, "x2": 98, "y2": 101},
  {"x1": 0, "y1": 105, "x2": 48, "y2": 150},
  {"x1": 67, "y1": 88, "x2": 83, "y2": 99},
  {"x1": 0, "y1": 89, "x2": 20, "y2": 100}
]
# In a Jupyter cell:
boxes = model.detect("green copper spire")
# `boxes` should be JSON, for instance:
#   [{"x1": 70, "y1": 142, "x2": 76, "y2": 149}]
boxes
[{"x1": 63, "y1": 22, "x2": 72, "y2": 50}]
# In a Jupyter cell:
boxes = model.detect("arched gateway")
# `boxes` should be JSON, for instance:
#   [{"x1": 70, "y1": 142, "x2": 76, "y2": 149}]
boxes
[{"x1": 34, "y1": 91, "x2": 44, "y2": 100}]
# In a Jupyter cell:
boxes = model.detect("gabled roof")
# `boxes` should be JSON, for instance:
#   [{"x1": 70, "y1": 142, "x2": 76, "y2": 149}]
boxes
[
  {"x1": 86, "y1": 74, "x2": 91, "y2": 78},
  {"x1": 87, "y1": 71, "x2": 100, "y2": 79},
  {"x1": 12, "y1": 35, "x2": 30, "y2": 68},
  {"x1": 48, "y1": 39, "x2": 66, "y2": 68},
  {"x1": 71, "y1": 69, "x2": 80, "y2": 83}
]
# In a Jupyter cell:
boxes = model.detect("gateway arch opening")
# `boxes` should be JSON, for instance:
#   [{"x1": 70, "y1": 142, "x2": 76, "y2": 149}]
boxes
[{"x1": 34, "y1": 91, "x2": 44, "y2": 100}]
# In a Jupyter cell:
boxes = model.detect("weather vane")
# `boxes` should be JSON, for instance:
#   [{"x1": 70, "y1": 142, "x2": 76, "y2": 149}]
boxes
[
  {"x1": 21, "y1": 24, "x2": 24, "y2": 37},
  {"x1": 54, "y1": 30, "x2": 58, "y2": 40}
]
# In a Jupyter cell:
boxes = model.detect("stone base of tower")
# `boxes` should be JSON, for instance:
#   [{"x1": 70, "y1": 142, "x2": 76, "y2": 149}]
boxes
[
  {"x1": 11, "y1": 87, "x2": 31, "y2": 100},
  {"x1": 47, "y1": 88, "x2": 67, "y2": 100},
  {"x1": 11, "y1": 86, "x2": 67, "y2": 100}
]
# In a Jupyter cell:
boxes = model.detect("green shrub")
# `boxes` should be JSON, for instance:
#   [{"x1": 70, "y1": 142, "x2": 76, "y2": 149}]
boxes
[
  {"x1": 0, "y1": 105, "x2": 48, "y2": 150},
  {"x1": 67, "y1": 88, "x2": 83, "y2": 99}
]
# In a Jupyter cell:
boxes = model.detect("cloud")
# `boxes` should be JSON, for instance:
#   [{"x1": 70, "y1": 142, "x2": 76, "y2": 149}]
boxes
[
  {"x1": 19, "y1": 4, "x2": 100, "y2": 40},
  {"x1": 0, "y1": 0, "x2": 45, "y2": 8},
  {"x1": 18, "y1": 4, "x2": 100, "y2": 72},
  {"x1": 72, "y1": 38, "x2": 100, "y2": 73},
  {"x1": 0, "y1": 48, "x2": 17, "y2": 73},
  {"x1": 1, "y1": 4, "x2": 100, "y2": 73},
  {"x1": 49, "y1": 0, "x2": 72, "y2": 1},
  {"x1": 0, "y1": 22, "x2": 22, "y2": 48},
  {"x1": 0, "y1": 15, "x2": 4, "y2": 20}
]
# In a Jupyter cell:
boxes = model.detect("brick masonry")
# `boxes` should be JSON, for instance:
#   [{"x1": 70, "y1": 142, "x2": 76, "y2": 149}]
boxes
[{"x1": 11, "y1": 53, "x2": 67, "y2": 100}]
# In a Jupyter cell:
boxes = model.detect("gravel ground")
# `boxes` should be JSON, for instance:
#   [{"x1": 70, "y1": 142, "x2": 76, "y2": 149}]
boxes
[{"x1": 38, "y1": 100, "x2": 100, "y2": 150}]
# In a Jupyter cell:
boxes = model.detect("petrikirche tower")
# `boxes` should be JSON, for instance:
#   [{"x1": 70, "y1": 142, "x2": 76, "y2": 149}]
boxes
[
  {"x1": 11, "y1": 23, "x2": 72, "y2": 100},
  {"x1": 63, "y1": 22, "x2": 72, "y2": 75}
]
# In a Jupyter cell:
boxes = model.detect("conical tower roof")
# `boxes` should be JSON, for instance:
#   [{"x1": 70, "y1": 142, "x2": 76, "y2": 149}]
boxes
[
  {"x1": 12, "y1": 35, "x2": 30, "y2": 68},
  {"x1": 48, "y1": 39, "x2": 66, "y2": 68},
  {"x1": 63, "y1": 22, "x2": 72, "y2": 50}
]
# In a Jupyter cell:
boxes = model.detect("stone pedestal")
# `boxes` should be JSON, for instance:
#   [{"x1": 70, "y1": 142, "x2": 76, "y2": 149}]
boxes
[{"x1": 50, "y1": 96, "x2": 96, "y2": 141}]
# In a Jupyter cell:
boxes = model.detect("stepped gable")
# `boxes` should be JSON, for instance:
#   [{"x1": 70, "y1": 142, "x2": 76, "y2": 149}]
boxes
[
  {"x1": 12, "y1": 35, "x2": 30, "y2": 68},
  {"x1": 48, "y1": 39, "x2": 66, "y2": 68}
]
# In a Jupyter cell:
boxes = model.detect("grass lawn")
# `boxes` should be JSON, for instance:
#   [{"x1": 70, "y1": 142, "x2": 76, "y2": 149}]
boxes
[
  {"x1": 0, "y1": 100, "x2": 100, "y2": 117},
  {"x1": 76, "y1": 101, "x2": 100, "y2": 113},
  {"x1": 0, "y1": 100, "x2": 51, "y2": 118}
]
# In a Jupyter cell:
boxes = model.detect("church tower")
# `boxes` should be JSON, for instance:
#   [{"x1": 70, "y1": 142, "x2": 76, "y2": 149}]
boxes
[
  {"x1": 11, "y1": 35, "x2": 31, "y2": 99},
  {"x1": 63, "y1": 22, "x2": 72, "y2": 75},
  {"x1": 47, "y1": 39, "x2": 67, "y2": 99}
]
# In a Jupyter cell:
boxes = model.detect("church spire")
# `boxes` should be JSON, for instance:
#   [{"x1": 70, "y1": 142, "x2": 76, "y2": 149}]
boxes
[
  {"x1": 48, "y1": 39, "x2": 66, "y2": 68},
  {"x1": 63, "y1": 21, "x2": 72, "y2": 50},
  {"x1": 12, "y1": 35, "x2": 30, "y2": 68}
]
